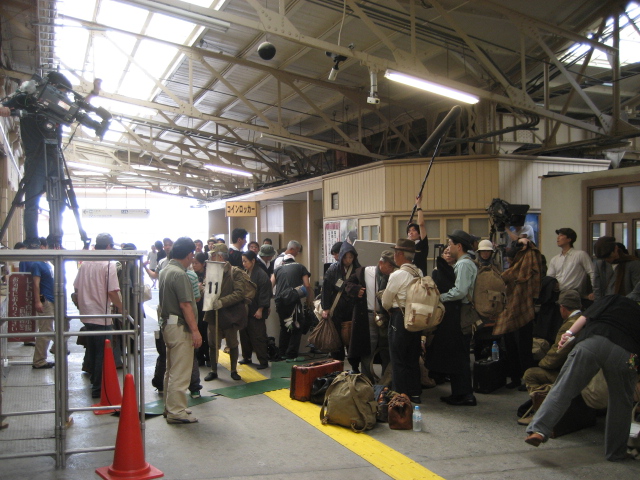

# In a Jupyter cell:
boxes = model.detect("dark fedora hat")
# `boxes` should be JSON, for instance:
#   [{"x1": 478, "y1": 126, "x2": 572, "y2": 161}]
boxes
[
  {"x1": 447, "y1": 229, "x2": 474, "y2": 250},
  {"x1": 393, "y1": 238, "x2": 416, "y2": 253}
]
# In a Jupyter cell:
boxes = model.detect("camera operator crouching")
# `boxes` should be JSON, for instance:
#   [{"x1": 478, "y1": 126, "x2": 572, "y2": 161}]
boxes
[{"x1": 1, "y1": 71, "x2": 72, "y2": 249}]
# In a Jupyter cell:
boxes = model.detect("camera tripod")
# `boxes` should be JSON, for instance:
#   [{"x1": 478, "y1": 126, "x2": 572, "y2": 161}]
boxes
[{"x1": 0, "y1": 131, "x2": 90, "y2": 249}]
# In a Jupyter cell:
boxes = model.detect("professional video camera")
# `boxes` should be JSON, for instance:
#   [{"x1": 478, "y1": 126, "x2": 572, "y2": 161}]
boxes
[
  {"x1": 7, "y1": 73, "x2": 111, "y2": 139},
  {"x1": 486, "y1": 198, "x2": 529, "y2": 232}
]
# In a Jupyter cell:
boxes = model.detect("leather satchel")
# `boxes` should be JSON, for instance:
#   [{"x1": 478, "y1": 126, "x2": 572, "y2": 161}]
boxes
[
  {"x1": 388, "y1": 393, "x2": 413, "y2": 430},
  {"x1": 320, "y1": 372, "x2": 377, "y2": 432}
]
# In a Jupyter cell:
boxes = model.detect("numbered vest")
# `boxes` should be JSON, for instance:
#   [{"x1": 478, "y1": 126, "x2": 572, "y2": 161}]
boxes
[{"x1": 203, "y1": 261, "x2": 225, "y2": 311}]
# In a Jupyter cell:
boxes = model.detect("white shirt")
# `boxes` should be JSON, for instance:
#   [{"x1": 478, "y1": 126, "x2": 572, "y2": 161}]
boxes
[
  {"x1": 74, "y1": 260, "x2": 120, "y2": 325},
  {"x1": 382, "y1": 263, "x2": 422, "y2": 310},
  {"x1": 547, "y1": 248, "x2": 595, "y2": 294},
  {"x1": 364, "y1": 266, "x2": 376, "y2": 311}
]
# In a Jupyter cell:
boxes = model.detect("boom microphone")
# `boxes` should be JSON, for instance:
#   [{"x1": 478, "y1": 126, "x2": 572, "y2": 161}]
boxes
[{"x1": 418, "y1": 105, "x2": 462, "y2": 156}]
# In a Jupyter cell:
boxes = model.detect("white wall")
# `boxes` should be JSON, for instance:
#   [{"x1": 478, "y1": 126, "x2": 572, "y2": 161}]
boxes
[{"x1": 540, "y1": 166, "x2": 640, "y2": 260}]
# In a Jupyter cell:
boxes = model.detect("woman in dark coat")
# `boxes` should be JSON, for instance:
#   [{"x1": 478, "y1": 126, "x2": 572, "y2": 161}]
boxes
[
  {"x1": 425, "y1": 248, "x2": 466, "y2": 391},
  {"x1": 321, "y1": 242, "x2": 360, "y2": 369},
  {"x1": 239, "y1": 251, "x2": 271, "y2": 369}
]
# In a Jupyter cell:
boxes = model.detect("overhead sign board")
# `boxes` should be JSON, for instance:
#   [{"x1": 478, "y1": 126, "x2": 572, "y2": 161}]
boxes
[
  {"x1": 82, "y1": 209, "x2": 150, "y2": 218},
  {"x1": 226, "y1": 201, "x2": 258, "y2": 217}
]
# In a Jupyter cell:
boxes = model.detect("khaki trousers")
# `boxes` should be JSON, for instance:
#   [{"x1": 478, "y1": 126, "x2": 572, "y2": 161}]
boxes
[
  {"x1": 523, "y1": 367, "x2": 559, "y2": 395},
  {"x1": 33, "y1": 300, "x2": 54, "y2": 367},
  {"x1": 207, "y1": 322, "x2": 239, "y2": 373},
  {"x1": 163, "y1": 324, "x2": 194, "y2": 420}
]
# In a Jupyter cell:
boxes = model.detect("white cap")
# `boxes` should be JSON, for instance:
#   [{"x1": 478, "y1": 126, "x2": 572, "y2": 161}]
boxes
[{"x1": 477, "y1": 239, "x2": 494, "y2": 252}]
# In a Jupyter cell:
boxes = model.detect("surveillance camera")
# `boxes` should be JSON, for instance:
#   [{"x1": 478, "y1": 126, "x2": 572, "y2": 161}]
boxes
[{"x1": 367, "y1": 96, "x2": 380, "y2": 105}]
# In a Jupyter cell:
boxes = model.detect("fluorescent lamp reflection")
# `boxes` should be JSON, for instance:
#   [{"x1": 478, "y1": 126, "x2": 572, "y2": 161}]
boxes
[
  {"x1": 67, "y1": 161, "x2": 111, "y2": 173},
  {"x1": 259, "y1": 133, "x2": 328, "y2": 153},
  {"x1": 384, "y1": 70, "x2": 479, "y2": 105},
  {"x1": 204, "y1": 164, "x2": 253, "y2": 177}
]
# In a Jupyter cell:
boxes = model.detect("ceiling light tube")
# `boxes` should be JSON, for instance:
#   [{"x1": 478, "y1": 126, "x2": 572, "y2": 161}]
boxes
[
  {"x1": 260, "y1": 133, "x2": 328, "y2": 153},
  {"x1": 114, "y1": 0, "x2": 231, "y2": 32},
  {"x1": 384, "y1": 69, "x2": 479, "y2": 105},
  {"x1": 66, "y1": 161, "x2": 111, "y2": 173},
  {"x1": 204, "y1": 164, "x2": 253, "y2": 177}
]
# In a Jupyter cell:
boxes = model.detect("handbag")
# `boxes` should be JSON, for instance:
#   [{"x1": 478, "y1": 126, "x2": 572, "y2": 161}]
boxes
[
  {"x1": 309, "y1": 268, "x2": 352, "y2": 352},
  {"x1": 460, "y1": 294, "x2": 482, "y2": 335},
  {"x1": 309, "y1": 371, "x2": 342, "y2": 405},
  {"x1": 320, "y1": 372, "x2": 377, "y2": 432},
  {"x1": 308, "y1": 316, "x2": 342, "y2": 352},
  {"x1": 143, "y1": 284, "x2": 152, "y2": 302},
  {"x1": 388, "y1": 393, "x2": 413, "y2": 430}
]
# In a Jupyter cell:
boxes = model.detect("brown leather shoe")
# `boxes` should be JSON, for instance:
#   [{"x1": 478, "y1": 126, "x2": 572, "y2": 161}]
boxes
[{"x1": 525, "y1": 432, "x2": 546, "y2": 447}]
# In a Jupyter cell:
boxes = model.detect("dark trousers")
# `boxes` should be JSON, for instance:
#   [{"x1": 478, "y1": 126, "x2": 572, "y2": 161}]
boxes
[
  {"x1": 84, "y1": 324, "x2": 113, "y2": 396},
  {"x1": 450, "y1": 333, "x2": 473, "y2": 397},
  {"x1": 153, "y1": 330, "x2": 200, "y2": 392},
  {"x1": 276, "y1": 303, "x2": 302, "y2": 358},
  {"x1": 504, "y1": 320, "x2": 534, "y2": 382},
  {"x1": 195, "y1": 312, "x2": 210, "y2": 364},
  {"x1": 388, "y1": 310, "x2": 421, "y2": 397},
  {"x1": 240, "y1": 311, "x2": 269, "y2": 365}
]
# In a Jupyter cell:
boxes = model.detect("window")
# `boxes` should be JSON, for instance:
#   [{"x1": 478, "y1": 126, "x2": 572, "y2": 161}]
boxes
[
  {"x1": 586, "y1": 179, "x2": 640, "y2": 254},
  {"x1": 331, "y1": 192, "x2": 339, "y2": 210}
]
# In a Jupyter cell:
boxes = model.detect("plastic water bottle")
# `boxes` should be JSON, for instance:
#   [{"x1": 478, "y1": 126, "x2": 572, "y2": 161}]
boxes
[
  {"x1": 412, "y1": 406, "x2": 422, "y2": 432},
  {"x1": 491, "y1": 341, "x2": 500, "y2": 362}
]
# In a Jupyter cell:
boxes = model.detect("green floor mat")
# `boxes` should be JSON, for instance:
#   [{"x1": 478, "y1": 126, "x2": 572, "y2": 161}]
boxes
[
  {"x1": 269, "y1": 358, "x2": 309, "y2": 379},
  {"x1": 144, "y1": 394, "x2": 216, "y2": 416},
  {"x1": 209, "y1": 378, "x2": 291, "y2": 399}
]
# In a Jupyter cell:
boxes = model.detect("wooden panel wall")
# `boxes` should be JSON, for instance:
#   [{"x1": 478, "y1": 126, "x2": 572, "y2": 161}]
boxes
[
  {"x1": 384, "y1": 159, "x2": 500, "y2": 213},
  {"x1": 323, "y1": 164, "x2": 385, "y2": 217},
  {"x1": 499, "y1": 159, "x2": 607, "y2": 211}
]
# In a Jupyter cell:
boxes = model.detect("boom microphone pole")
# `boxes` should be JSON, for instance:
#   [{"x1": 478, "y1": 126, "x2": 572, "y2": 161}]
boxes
[{"x1": 408, "y1": 105, "x2": 462, "y2": 225}]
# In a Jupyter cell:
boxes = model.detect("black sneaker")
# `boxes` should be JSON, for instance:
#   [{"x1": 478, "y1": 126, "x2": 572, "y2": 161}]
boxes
[
  {"x1": 204, "y1": 372, "x2": 218, "y2": 381},
  {"x1": 230, "y1": 371, "x2": 242, "y2": 381},
  {"x1": 238, "y1": 359, "x2": 253, "y2": 365}
]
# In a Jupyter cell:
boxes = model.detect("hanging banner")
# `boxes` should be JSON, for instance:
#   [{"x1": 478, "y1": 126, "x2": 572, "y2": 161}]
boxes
[
  {"x1": 82, "y1": 209, "x2": 150, "y2": 218},
  {"x1": 7, "y1": 273, "x2": 35, "y2": 342},
  {"x1": 203, "y1": 261, "x2": 225, "y2": 311}
]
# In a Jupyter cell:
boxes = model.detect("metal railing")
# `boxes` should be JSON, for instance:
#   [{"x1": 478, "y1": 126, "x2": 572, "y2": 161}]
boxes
[{"x1": 0, "y1": 249, "x2": 146, "y2": 468}]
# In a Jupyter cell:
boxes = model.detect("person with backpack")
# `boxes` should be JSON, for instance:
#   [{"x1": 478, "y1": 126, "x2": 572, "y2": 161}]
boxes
[
  {"x1": 204, "y1": 243, "x2": 249, "y2": 382},
  {"x1": 381, "y1": 239, "x2": 424, "y2": 404},
  {"x1": 272, "y1": 252, "x2": 313, "y2": 359}
]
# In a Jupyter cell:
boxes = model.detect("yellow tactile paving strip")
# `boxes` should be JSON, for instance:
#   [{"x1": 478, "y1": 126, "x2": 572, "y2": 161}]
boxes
[{"x1": 218, "y1": 352, "x2": 445, "y2": 480}]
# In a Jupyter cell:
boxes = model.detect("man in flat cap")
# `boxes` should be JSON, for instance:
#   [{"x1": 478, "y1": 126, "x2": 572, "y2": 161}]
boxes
[
  {"x1": 257, "y1": 244, "x2": 276, "y2": 276},
  {"x1": 547, "y1": 228, "x2": 594, "y2": 304},
  {"x1": 438, "y1": 229, "x2": 478, "y2": 406},
  {"x1": 593, "y1": 236, "x2": 640, "y2": 300},
  {"x1": 73, "y1": 232, "x2": 123, "y2": 399},
  {"x1": 382, "y1": 239, "x2": 424, "y2": 403},
  {"x1": 204, "y1": 243, "x2": 247, "y2": 382}
]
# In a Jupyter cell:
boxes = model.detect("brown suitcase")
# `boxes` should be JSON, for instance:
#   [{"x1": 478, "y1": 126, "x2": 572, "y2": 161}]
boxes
[
  {"x1": 290, "y1": 360, "x2": 344, "y2": 402},
  {"x1": 532, "y1": 392, "x2": 596, "y2": 438}
]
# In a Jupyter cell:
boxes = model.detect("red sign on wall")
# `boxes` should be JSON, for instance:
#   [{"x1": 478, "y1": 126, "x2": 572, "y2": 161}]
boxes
[{"x1": 7, "y1": 272, "x2": 35, "y2": 342}]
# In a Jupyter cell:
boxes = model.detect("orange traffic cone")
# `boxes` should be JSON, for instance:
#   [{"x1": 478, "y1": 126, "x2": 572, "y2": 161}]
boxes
[
  {"x1": 96, "y1": 374, "x2": 164, "y2": 480},
  {"x1": 93, "y1": 339, "x2": 122, "y2": 415}
]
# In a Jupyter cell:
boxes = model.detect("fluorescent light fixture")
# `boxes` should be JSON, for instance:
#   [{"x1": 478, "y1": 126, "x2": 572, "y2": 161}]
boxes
[
  {"x1": 384, "y1": 69, "x2": 479, "y2": 105},
  {"x1": 260, "y1": 133, "x2": 328, "y2": 153},
  {"x1": 67, "y1": 161, "x2": 111, "y2": 173},
  {"x1": 114, "y1": 0, "x2": 231, "y2": 32},
  {"x1": 204, "y1": 164, "x2": 253, "y2": 177}
]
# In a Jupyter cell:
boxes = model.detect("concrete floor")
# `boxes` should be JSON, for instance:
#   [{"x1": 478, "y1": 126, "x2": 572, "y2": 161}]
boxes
[{"x1": 1, "y1": 290, "x2": 639, "y2": 480}]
